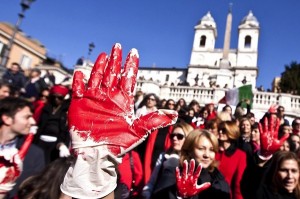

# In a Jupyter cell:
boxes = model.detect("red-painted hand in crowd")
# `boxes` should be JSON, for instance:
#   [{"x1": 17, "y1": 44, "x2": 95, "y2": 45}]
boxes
[
  {"x1": 176, "y1": 159, "x2": 211, "y2": 198},
  {"x1": 0, "y1": 126, "x2": 37, "y2": 194},
  {"x1": 61, "y1": 43, "x2": 178, "y2": 199},
  {"x1": 258, "y1": 115, "x2": 289, "y2": 158},
  {"x1": 68, "y1": 43, "x2": 178, "y2": 157}
]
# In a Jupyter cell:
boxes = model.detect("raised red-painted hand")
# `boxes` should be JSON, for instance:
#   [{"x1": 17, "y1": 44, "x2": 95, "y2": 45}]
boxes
[
  {"x1": 259, "y1": 116, "x2": 289, "y2": 157},
  {"x1": 68, "y1": 43, "x2": 178, "y2": 157},
  {"x1": 176, "y1": 159, "x2": 211, "y2": 198}
]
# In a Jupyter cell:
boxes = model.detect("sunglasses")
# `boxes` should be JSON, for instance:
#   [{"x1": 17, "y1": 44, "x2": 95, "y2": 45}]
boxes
[
  {"x1": 148, "y1": 97, "x2": 156, "y2": 101},
  {"x1": 41, "y1": 95, "x2": 49, "y2": 98},
  {"x1": 169, "y1": 133, "x2": 185, "y2": 140},
  {"x1": 54, "y1": 95, "x2": 65, "y2": 100}
]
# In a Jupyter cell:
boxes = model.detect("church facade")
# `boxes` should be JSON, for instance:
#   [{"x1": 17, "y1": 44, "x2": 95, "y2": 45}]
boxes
[{"x1": 137, "y1": 10, "x2": 260, "y2": 89}]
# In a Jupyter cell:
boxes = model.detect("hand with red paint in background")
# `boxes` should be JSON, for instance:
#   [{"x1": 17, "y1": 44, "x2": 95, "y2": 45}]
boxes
[
  {"x1": 0, "y1": 126, "x2": 37, "y2": 195},
  {"x1": 60, "y1": 43, "x2": 178, "y2": 199},
  {"x1": 176, "y1": 159, "x2": 211, "y2": 198},
  {"x1": 258, "y1": 115, "x2": 289, "y2": 160}
]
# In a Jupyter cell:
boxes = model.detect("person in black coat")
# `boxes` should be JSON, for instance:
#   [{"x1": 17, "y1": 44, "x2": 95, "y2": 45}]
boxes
[
  {"x1": 152, "y1": 129, "x2": 230, "y2": 199},
  {"x1": 34, "y1": 85, "x2": 70, "y2": 165},
  {"x1": 6, "y1": 136, "x2": 45, "y2": 198},
  {"x1": 2, "y1": 63, "x2": 26, "y2": 93}
]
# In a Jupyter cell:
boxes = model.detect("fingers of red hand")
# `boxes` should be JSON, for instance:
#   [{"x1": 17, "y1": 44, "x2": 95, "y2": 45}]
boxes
[
  {"x1": 120, "y1": 48, "x2": 139, "y2": 96},
  {"x1": 194, "y1": 162, "x2": 202, "y2": 180},
  {"x1": 264, "y1": 117, "x2": 268, "y2": 133},
  {"x1": 72, "y1": 71, "x2": 85, "y2": 98},
  {"x1": 279, "y1": 133, "x2": 290, "y2": 146},
  {"x1": 18, "y1": 133, "x2": 34, "y2": 160},
  {"x1": 87, "y1": 53, "x2": 108, "y2": 89},
  {"x1": 176, "y1": 167, "x2": 182, "y2": 182},
  {"x1": 102, "y1": 43, "x2": 122, "y2": 89},
  {"x1": 274, "y1": 118, "x2": 280, "y2": 137},
  {"x1": 135, "y1": 110, "x2": 178, "y2": 136},
  {"x1": 198, "y1": 182, "x2": 211, "y2": 192},
  {"x1": 182, "y1": 160, "x2": 188, "y2": 180},
  {"x1": 270, "y1": 115, "x2": 275, "y2": 135},
  {"x1": 189, "y1": 159, "x2": 196, "y2": 178}
]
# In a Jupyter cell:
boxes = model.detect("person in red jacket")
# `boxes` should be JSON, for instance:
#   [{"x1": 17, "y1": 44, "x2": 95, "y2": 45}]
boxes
[
  {"x1": 32, "y1": 88, "x2": 50, "y2": 123},
  {"x1": 216, "y1": 121, "x2": 247, "y2": 199},
  {"x1": 116, "y1": 150, "x2": 143, "y2": 199},
  {"x1": 206, "y1": 103, "x2": 217, "y2": 121}
]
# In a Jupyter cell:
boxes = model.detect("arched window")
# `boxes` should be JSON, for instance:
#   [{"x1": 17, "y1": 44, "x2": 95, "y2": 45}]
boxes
[
  {"x1": 200, "y1": 35, "x2": 206, "y2": 47},
  {"x1": 165, "y1": 74, "x2": 169, "y2": 82},
  {"x1": 244, "y1": 35, "x2": 251, "y2": 48}
]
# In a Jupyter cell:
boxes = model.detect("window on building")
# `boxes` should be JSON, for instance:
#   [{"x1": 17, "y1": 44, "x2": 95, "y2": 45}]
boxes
[
  {"x1": 165, "y1": 74, "x2": 169, "y2": 82},
  {"x1": 0, "y1": 42, "x2": 6, "y2": 57},
  {"x1": 200, "y1": 35, "x2": 206, "y2": 47},
  {"x1": 20, "y1": 54, "x2": 31, "y2": 69},
  {"x1": 244, "y1": 35, "x2": 251, "y2": 48}
]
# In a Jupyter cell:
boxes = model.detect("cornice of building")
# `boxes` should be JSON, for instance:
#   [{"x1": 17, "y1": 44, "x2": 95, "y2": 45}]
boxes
[{"x1": 0, "y1": 22, "x2": 46, "y2": 58}]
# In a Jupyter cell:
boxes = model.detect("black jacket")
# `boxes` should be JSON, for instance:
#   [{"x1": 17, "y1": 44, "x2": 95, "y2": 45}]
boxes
[
  {"x1": 35, "y1": 101, "x2": 70, "y2": 145},
  {"x1": 6, "y1": 136, "x2": 45, "y2": 198},
  {"x1": 2, "y1": 70, "x2": 26, "y2": 91},
  {"x1": 152, "y1": 163, "x2": 230, "y2": 199}
]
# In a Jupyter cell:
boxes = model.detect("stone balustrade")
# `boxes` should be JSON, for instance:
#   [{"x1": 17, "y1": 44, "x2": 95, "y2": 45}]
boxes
[{"x1": 135, "y1": 80, "x2": 300, "y2": 118}]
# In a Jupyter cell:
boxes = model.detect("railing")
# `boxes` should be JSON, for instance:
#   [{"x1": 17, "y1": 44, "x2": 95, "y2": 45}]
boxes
[{"x1": 135, "y1": 80, "x2": 300, "y2": 118}]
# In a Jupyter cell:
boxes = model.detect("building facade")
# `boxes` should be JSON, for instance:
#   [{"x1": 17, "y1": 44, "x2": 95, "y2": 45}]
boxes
[
  {"x1": 136, "y1": 10, "x2": 260, "y2": 90},
  {"x1": 0, "y1": 22, "x2": 47, "y2": 70}
]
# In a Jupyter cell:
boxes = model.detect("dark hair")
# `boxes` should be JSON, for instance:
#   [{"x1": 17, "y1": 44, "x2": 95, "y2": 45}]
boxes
[
  {"x1": 0, "y1": 81, "x2": 11, "y2": 89},
  {"x1": 222, "y1": 105, "x2": 232, "y2": 112},
  {"x1": 137, "y1": 93, "x2": 159, "y2": 109},
  {"x1": 0, "y1": 97, "x2": 33, "y2": 126},
  {"x1": 18, "y1": 156, "x2": 74, "y2": 199},
  {"x1": 292, "y1": 117, "x2": 300, "y2": 127},
  {"x1": 11, "y1": 62, "x2": 21, "y2": 69},
  {"x1": 165, "y1": 99, "x2": 176, "y2": 109},
  {"x1": 251, "y1": 122, "x2": 259, "y2": 130},
  {"x1": 205, "y1": 118, "x2": 218, "y2": 130},
  {"x1": 31, "y1": 68, "x2": 41, "y2": 75}
]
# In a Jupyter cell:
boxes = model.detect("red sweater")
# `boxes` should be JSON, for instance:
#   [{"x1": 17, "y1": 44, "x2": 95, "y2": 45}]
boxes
[
  {"x1": 118, "y1": 151, "x2": 144, "y2": 195},
  {"x1": 216, "y1": 147, "x2": 247, "y2": 199}
]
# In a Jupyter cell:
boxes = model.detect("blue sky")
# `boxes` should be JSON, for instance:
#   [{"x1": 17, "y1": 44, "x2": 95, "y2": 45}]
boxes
[{"x1": 1, "y1": 0, "x2": 299, "y2": 89}]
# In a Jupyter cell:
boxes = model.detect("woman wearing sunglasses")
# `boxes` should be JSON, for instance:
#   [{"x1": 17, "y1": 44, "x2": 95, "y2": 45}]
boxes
[
  {"x1": 151, "y1": 129, "x2": 230, "y2": 199},
  {"x1": 216, "y1": 121, "x2": 247, "y2": 199},
  {"x1": 34, "y1": 85, "x2": 71, "y2": 165},
  {"x1": 142, "y1": 121, "x2": 193, "y2": 199}
]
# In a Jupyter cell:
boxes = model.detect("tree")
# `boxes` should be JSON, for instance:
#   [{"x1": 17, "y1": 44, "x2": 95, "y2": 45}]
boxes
[{"x1": 279, "y1": 61, "x2": 300, "y2": 94}]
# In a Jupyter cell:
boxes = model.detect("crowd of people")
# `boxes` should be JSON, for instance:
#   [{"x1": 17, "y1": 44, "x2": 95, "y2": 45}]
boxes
[{"x1": 0, "y1": 44, "x2": 300, "y2": 199}]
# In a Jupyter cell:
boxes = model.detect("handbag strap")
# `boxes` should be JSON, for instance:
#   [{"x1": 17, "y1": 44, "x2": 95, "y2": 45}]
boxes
[{"x1": 129, "y1": 151, "x2": 136, "y2": 191}]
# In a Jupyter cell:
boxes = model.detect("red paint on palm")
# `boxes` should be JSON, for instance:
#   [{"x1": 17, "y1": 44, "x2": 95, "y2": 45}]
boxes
[
  {"x1": 176, "y1": 159, "x2": 211, "y2": 198},
  {"x1": 68, "y1": 44, "x2": 178, "y2": 157},
  {"x1": 259, "y1": 116, "x2": 289, "y2": 157}
]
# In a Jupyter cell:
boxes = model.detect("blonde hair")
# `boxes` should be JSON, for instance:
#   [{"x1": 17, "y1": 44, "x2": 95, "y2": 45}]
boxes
[
  {"x1": 219, "y1": 120, "x2": 240, "y2": 141},
  {"x1": 173, "y1": 120, "x2": 194, "y2": 137},
  {"x1": 180, "y1": 129, "x2": 219, "y2": 171}
]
